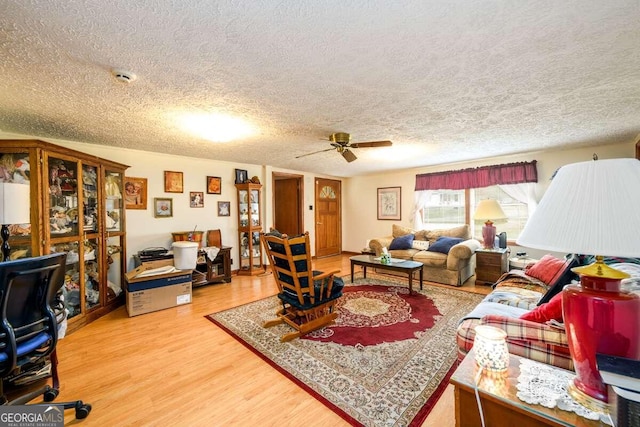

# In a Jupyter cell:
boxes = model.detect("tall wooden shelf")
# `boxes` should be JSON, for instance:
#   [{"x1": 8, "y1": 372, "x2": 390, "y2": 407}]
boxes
[
  {"x1": 0, "y1": 140, "x2": 128, "y2": 334},
  {"x1": 235, "y1": 183, "x2": 264, "y2": 276}
]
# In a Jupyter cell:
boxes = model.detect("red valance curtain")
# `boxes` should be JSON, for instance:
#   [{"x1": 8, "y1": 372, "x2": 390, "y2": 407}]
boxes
[{"x1": 415, "y1": 160, "x2": 538, "y2": 191}]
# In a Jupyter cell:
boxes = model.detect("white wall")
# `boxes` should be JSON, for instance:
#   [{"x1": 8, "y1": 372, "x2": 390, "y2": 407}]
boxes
[{"x1": 343, "y1": 141, "x2": 637, "y2": 259}]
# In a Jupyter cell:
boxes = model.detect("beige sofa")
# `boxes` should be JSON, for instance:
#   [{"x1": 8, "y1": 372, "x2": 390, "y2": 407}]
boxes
[{"x1": 368, "y1": 224, "x2": 481, "y2": 287}]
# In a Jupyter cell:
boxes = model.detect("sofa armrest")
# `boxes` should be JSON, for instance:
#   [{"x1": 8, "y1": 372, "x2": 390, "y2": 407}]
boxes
[
  {"x1": 446, "y1": 238, "x2": 482, "y2": 270},
  {"x1": 369, "y1": 236, "x2": 393, "y2": 256},
  {"x1": 480, "y1": 314, "x2": 568, "y2": 346}
]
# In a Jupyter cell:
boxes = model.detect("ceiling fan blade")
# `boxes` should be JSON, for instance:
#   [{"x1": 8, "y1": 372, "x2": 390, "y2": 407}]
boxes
[
  {"x1": 350, "y1": 140, "x2": 393, "y2": 148},
  {"x1": 342, "y1": 149, "x2": 357, "y2": 162},
  {"x1": 295, "y1": 147, "x2": 335, "y2": 159}
]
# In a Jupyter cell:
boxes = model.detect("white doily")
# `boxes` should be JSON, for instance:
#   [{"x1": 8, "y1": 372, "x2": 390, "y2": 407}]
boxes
[{"x1": 516, "y1": 358, "x2": 611, "y2": 424}]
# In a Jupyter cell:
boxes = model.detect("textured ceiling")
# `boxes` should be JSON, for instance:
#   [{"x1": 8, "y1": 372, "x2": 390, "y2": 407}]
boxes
[{"x1": 1, "y1": 1, "x2": 639, "y2": 177}]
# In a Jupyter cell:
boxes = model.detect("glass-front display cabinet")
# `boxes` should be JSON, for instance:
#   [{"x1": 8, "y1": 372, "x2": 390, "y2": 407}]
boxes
[
  {"x1": 236, "y1": 182, "x2": 264, "y2": 275},
  {"x1": 0, "y1": 140, "x2": 128, "y2": 334}
]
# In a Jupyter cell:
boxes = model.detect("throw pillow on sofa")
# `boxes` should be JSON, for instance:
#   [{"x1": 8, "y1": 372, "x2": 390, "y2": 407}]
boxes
[
  {"x1": 427, "y1": 236, "x2": 463, "y2": 254},
  {"x1": 534, "y1": 254, "x2": 580, "y2": 305},
  {"x1": 389, "y1": 233, "x2": 415, "y2": 250},
  {"x1": 412, "y1": 240, "x2": 430, "y2": 250},
  {"x1": 525, "y1": 254, "x2": 566, "y2": 284},
  {"x1": 520, "y1": 292, "x2": 563, "y2": 323}
]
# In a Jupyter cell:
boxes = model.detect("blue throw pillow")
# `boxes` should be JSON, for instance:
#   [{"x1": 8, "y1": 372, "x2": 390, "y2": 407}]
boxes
[
  {"x1": 427, "y1": 237, "x2": 463, "y2": 254},
  {"x1": 389, "y1": 234, "x2": 414, "y2": 250}
]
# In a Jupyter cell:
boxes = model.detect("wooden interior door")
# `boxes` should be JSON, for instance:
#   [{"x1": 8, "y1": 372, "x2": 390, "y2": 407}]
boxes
[
  {"x1": 315, "y1": 178, "x2": 341, "y2": 258},
  {"x1": 273, "y1": 173, "x2": 303, "y2": 236}
]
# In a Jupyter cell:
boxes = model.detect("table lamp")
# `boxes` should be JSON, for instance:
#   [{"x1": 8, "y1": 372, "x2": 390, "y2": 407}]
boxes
[
  {"x1": 516, "y1": 158, "x2": 640, "y2": 412},
  {"x1": 473, "y1": 199, "x2": 507, "y2": 249},
  {"x1": 0, "y1": 182, "x2": 31, "y2": 262},
  {"x1": 473, "y1": 325, "x2": 510, "y2": 374}
]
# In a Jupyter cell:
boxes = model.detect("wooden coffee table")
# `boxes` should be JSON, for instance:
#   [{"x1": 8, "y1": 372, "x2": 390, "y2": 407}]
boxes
[
  {"x1": 450, "y1": 351, "x2": 604, "y2": 427},
  {"x1": 349, "y1": 255, "x2": 423, "y2": 294}
]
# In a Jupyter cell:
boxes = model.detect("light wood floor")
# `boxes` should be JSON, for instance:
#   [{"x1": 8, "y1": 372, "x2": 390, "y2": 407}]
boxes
[{"x1": 43, "y1": 254, "x2": 490, "y2": 426}]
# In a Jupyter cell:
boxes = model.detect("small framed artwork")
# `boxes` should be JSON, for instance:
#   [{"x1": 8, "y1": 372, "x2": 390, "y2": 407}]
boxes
[
  {"x1": 377, "y1": 187, "x2": 401, "y2": 220},
  {"x1": 235, "y1": 169, "x2": 248, "y2": 184},
  {"x1": 190, "y1": 192, "x2": 204, "y2": 208},
  {"x1": 164, "y1": 171, "x2": 183, "y2": 193},
  {"x1": 218, "y1": 201, "x2": 231, "y2": 217},
  {"x1": 124, "y1": 177, "x2": 147, "y2": 210},
  {"x1": 154, "y1": 198, "x2": 173, "y2": 218},
  {"x1": 207, "y1": 176, "x2": 222, "y2": 194}
]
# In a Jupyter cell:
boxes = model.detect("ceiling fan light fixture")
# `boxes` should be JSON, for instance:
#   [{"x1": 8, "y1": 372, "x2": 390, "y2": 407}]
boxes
[{"x1": 330, "y1": 132, "x2": 351, "y2": 144}]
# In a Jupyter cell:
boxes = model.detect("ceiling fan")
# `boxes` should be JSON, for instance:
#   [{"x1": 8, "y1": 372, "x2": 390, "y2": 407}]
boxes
[{"x1": 296, "y1": 132, "x2": 393, "y2": 163}]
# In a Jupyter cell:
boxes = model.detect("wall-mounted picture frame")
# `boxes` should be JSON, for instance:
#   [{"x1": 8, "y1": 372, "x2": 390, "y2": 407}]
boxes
[
  {"x1": 190, "y1": 191, "x2": 204, "y2": 208},
  {"x1": 154, "y1": 198, "x2": 173, "y2": 218},
  {"x1": 218, "y1": 201, "x2": 231, "y2": 217},
  {"x1": 164, "y1": 171, "x2": 183, "y2": 193},
  {"x1": 124, "y1": 176, "x2": 147, "y2": 210},
  {"x1": 235, "y1": 169, "x2": 248, "y2": 184},
  {"x1": 377, "y1": 187, "x2": 401, "y2": 220},
  {"x1": 207, "y1": 176, "x2": 222, "y2": 194}
]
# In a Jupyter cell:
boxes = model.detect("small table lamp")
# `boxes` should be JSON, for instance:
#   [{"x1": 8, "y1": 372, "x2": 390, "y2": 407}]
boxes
[
  {"x1": 473, "y1": 199, "x2": 507, "y2": 249},
  {"x1": 0, "y1": 182, "x2": 31, "y2": 262},
  {"x1": 473, "y1": 325, "x2": 510, "y2": 374},
  {"x1": 517, "y1": 158, "x2": 640, "y2": 412}
]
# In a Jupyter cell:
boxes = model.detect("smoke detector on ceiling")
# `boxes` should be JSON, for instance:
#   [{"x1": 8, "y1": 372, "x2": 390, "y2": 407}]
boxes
[{"x1": 111, "y1": 69, "x2": 137, "y2": 83}]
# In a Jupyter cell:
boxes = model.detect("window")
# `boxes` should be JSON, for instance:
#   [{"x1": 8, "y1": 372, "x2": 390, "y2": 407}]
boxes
[
  {"x1": 472, "y1": 186, "x2": 529, "y2": 240},
  {"x1": 421, "y1": 185, "x2": 529, "y2": 239},
  {"x1": 422, "y1": 190, "x2": 466, "y2": 229}
]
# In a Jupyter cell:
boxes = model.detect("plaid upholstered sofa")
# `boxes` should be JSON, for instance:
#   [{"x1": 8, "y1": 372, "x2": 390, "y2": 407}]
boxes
[
  {"x1": 456, "y1": 254, "x2": 580, "y2": 370},
  {"x1": 368, "y1": 224, "x2": 481, "y2": 287}
]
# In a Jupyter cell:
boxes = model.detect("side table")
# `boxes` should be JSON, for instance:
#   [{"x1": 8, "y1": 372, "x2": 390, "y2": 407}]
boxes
[
  {"x1": 475, "y1": 247, "x2": 509, "y2": 286},
  {"x1": 449, "y1": 351, "x2": 604, "y2": 427}
]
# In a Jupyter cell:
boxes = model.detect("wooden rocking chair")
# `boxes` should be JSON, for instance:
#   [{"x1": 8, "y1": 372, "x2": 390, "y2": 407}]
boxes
[{"x1": 260, "y1": 231, "x2": 344, "y2": 342}]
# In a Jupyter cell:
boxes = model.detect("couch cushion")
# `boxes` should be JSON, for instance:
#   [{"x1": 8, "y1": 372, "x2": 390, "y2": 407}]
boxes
[
  {"x1": 388, "y1": 249, "x2": 420, "y2": 259},
  {"x1": 425, "y1": 224, "x2": 470, "y2": 244},
  {"x1": 392, "y1": 224, "x2": 415, "y2": 238},
  {"x1": 389, "y1": 234, "x2": 414, "y2": 250},
  {"x1": 412, "y1": 250, "x2": 447, "y2": 268},
  {"x1": 428, "y1": 236, "x2": 464, "y2": 254}
]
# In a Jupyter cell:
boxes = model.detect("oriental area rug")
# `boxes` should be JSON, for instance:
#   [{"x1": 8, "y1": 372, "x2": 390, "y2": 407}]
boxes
[{"x1": 206, "y1": 274, "x2": 484, "y2": 427}]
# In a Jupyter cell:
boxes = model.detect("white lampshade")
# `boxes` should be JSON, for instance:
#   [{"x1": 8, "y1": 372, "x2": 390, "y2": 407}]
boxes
[
  {"x1": 473, "y1": 199, "x2": 507, "y2": 222},
  {"x1": 516, "y1": 158, "x2": 640, "y2": 257},
  {"x1": 0, "y1": 183, "x2": 31, "y2": 224}
]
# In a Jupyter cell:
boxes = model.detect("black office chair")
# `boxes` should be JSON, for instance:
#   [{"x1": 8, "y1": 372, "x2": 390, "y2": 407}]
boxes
[{"x1": 0, "y1": 253, "x2": 91, "y2": 419}]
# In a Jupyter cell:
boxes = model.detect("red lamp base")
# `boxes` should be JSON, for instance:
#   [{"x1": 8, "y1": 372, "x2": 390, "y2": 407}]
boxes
[
  {"x1": 481, "y1": 221, "x2": 496, "y2": 249},
  {"x1": 563, "y1": 272, "x2": 640, "y2": 412}
]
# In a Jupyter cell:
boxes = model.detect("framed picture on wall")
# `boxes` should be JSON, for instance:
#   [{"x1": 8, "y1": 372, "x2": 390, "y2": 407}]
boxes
[
  {"x1": 235, "y1": 169, "x2": 248, "y2": 184},
  {"x1": 207, "y1": 176, "x2": 222, "y2": 194},
  {"x1": 164, "y1": 171, "x2": 183, "y2": 193},
  {"x1": 190, "y1": 191, "x2": 204, "y2": 208},
  {"x1": 377, "y1": 187, "x2": 401, "y2": 220},
  {"x1": 218, "y1": 201, "x2": 231, "y2": 216},
  {"x1": 154, "y1": 198, "x2": 173, "y2": 218},
  {"x1": 124, "y1": 176, "x2": 147, "y2": 210}
]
